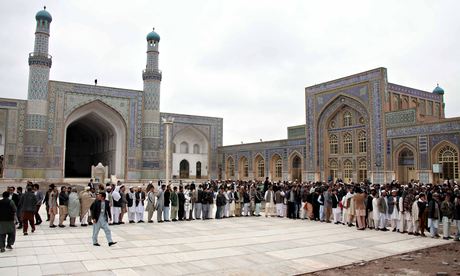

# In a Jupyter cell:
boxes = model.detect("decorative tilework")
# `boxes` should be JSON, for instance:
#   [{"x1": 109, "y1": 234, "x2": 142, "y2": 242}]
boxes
[
  {"x1": 27, "y1": 66, "x2": 50, "y2": 100},
  {"x1": 143, "y1": 123, "x2": 160, "y2": 137},
  {"x1": 387, "y1": 121, "x2": 460, "y2": 137},
  {"x1": 306, "y1": 69, "x2": 381, "y2": 94},
  {"x1": 64, "y1": 93, "x2": 130, "y2": 123},
  {"x1": 385, "y1": 109, "x2": 416, "y2": 127},
  {"x1": 388, "y1": 83, "x2": 442, "y2": 101},
  {"x1": 372, "y1": 81, "x2": 384, "y2": 167},
  {"x1": 26, "y1": 114, "x2": 47, "y2": 130}
]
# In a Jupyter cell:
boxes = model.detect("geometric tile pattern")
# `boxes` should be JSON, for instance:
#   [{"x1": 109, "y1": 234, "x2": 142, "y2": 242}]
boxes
[
  {"x1": 385, "y1": 109, "x2": 416, "y2": 127},
  {"x1": 27, "y1": 67, "x2": 50, "y2": 100},
  {"x1": 26, "y1": 114, "x2": 47, "y2": 130}
]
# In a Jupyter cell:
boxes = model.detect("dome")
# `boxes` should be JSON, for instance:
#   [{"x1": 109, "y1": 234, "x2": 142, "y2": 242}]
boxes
[
  {"x1": 36, "y1": 7, "x2": 52, "y2": 22},
  {"x1": 146, "y1": 28, "x2": 160, "y2": 42},
  {"x1": 433, "y1": 84, "x2": 444, "y2": 95}
]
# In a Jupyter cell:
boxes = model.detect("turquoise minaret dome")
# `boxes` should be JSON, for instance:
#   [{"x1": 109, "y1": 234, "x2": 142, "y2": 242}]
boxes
[
  {"x1": 35, "y1": 6, "x2": 52, "y2": 22},
  {"x1": 433, "y1": 84, "x2": 444, "y2": 95},
  {"x1": 146, "y1": 28, "x2": 160, "y2": 42}
]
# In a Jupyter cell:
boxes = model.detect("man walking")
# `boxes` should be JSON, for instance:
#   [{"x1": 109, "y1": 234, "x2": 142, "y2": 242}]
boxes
[
  {"x1": 90, "y1": 192, "x2": 117, "y2": 247},
  {"x1": 0, "y1": 191, "x2": 16, "y2": 252},
  {"x1": 18, "y1": 185, "x2": 38, "y2": 235},
  {"x1": 33, "y1": 184, "x2": 44, "y2": 225}
]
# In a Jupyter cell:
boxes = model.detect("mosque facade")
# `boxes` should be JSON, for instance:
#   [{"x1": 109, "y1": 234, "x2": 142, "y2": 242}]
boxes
[
  {"x1": 1, "y1": 8, "x2": 459, "y2": 185},
  {"x1": 220, "y1": 68, "x2": 460, "y2": 185},
  {"x1": 0, "y1": 8, "x2": 222, "y2": 182}
]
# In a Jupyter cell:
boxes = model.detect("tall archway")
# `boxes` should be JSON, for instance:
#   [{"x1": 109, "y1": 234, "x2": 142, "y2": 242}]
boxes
[
  {"x1": 196, "y1": 161, "x2": 202, "y2": 179},
  {"x1": 180, "y1": 159, "x2": 190, "y2": 178},
  {"x1": 64, "y1": 101, "x2": 126, "y2": 179},
  {"x1": 289, "y1": 152, "x2": 302, "y2": 182}
]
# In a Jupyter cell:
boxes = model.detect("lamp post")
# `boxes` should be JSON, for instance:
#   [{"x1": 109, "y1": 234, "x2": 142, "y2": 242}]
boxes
[{"x1": 162, "y1": 117, "x2": 174, "y2": 186}]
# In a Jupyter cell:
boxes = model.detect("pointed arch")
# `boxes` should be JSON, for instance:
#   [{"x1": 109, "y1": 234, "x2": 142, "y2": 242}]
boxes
[
  {"x1": 288, "y1": 150, "x2": 303, "y2": 182},
  {"x1": 431, "y1": 141, "x2": 459, "y2": 180},
  {"x1": 253, "y1": 153, "x2": 265, "y2": 180},
  {"x1": 238, "y1": 156, "x2": 249, "y2": 179},
  {"x1": 393, "y1": 143, "x2": 417, "y2": 184},
  {"x1": 270, "y1": 153, "x2": 283, "y2": 181},
  {"x1": 226, "y1": 156, "x2": 235, "y2": 180},
  {"x1": 64, "y1": 100, "x2": 127, "y2": 179}
]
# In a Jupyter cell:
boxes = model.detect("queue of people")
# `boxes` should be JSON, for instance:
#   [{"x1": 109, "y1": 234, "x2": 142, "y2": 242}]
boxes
[{"x1": 1, "y1": 178, "x2": 460, "y2": 253}]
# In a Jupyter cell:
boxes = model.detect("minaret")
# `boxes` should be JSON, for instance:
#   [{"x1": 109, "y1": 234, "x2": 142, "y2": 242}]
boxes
[
  {"x1": 141, "y1": 28, "x2": 162, "y2": 179},
  {"x1": 23, "y1": 7, "x2": 52, "y2": 176}
]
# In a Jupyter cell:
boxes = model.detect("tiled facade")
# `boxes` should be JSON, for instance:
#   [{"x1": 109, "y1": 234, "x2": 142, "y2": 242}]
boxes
[
  {"x1": 0, "y1": 9, "x2": 222, "y2": 182},
  {"x1": 220, "y1": 68, "x2": 460, "y2": 184}
]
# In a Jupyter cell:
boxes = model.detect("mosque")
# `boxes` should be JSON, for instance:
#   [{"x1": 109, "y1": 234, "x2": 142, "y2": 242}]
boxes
[
  {"x1": 0, "y1": 8, "x2": 222, "y2": 182},
  {"x1": 0, "y1": 8, "x2": 459, "y2": 185}
]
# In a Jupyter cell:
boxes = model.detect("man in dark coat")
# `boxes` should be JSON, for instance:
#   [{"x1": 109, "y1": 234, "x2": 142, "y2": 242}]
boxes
[
  {"x1": 178, "y1": 186, "x2": 186, "y2": 221},
  {"x1": 90, "y1": 192, "x2": 117, "y2": 247},
  {"x1": 18, "y1": 185, "x2": 38, "y2": 235},
  {"x1": 0, "y1": 191, "x2": 16, "y2": 252}
]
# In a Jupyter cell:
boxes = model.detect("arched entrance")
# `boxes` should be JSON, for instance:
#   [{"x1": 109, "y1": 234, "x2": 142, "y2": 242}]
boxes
[
  {"x1": 180, "y1": 160, "x2": 190, "y2": 178},
  {"x1": 397, "y1": 148, "x2": 415, "y2": 184},
  {"x1": 226, "y1": 157, "x2": 235, "y2": 179},
  {"x1": 64, "y1": 101, "x2": 126, "y2": 179},
  {"x1": 196, "y1": 161, "x2": 202, "y2": 179},
  {"x1": 270, "y1": 154, "x2": 282, "y2": 181},
  {"x1": 290, "y1": 153, "x2": 302, "y2": 182},
  {"x1": 239, "y1": 156, "x2": 248, "y2": 179},
  {"x1": 437, "y1": 145, "x2": 459, "y2": 180}
]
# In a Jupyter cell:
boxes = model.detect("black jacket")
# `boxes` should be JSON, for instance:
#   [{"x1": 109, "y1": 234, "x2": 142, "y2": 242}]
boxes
[
  {"x1": 0, "y1": 198, "x2": 16, "y2": 221},
  {"x1": 18, "y1": 191, "x2": 38, "y2": 212},
  {"x1": 90, "y1": 200, "x2": 111, "y2": 223}
]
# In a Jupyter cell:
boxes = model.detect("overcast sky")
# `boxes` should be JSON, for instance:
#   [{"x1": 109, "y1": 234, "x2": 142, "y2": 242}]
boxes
[{"x1": 1, "y1": 0, "x2": 459, "y2": 145}]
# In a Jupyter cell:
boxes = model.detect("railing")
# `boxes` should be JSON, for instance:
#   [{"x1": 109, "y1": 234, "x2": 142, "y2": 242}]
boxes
[
  {"x1": 29, "y1": 52, "x2": 52, "y2": 59},
  {"x1": 28, "y1": 52, "x2": 52, "y2": 67}
]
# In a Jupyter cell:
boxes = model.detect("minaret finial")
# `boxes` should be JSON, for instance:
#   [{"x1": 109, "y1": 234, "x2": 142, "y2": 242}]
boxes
[
  {"x1": 153, "y1": 27, "x2": 155, "y2": 31},
  {"x1": 44, "y1": 6, "x2": 46, "y2": 10}
]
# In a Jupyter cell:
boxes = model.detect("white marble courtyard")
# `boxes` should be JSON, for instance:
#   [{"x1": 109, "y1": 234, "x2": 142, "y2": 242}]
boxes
[{"x1": 0, "y1": 214, "x2": 451, "y2": 276}]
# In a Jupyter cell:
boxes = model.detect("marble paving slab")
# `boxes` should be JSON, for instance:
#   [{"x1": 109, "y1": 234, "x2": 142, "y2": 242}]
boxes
[{"x1": 0, "y1": 209, "x2": 451, "y2": 276}]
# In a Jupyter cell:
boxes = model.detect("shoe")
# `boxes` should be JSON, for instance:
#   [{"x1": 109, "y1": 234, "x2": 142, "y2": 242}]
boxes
[
  {"x1": 88, "y1": 222, "x2": 93, "y2": 225},
  {"x1": 49, "y1": 225, "x2": 57, "y2": 228},
  {"x1": 0, "y1": 248, "x2": 4, "y2": 253},
  {"x1": 31, "y1": 229, "x2": 35, "y2": 233},
  {"x1": 408, "y1": 232, "x2": 413, "y2": 235},
  {"x1": 443, "y1": 237, "x2": 449, "y2": 240},
  {"x1": 58, "y1": 225, "x2": 65, "y2": 228},
  {"x1": 81, "y1": 224, "x2": 87, "y2": 227},
  {"x1": 17, "y1": 225, "x2": 22, "y2": 229},
  {"x1": 172, "y1": 219, "x2": 177, "y2": 221},
  {"x1": 381, "y1": 228, "x2": 388, "y2": 231},
  {"x1": 108, "y1": 242, "x2": 117, "y2": 247},
  {"x1": 70, "y1": 225, "x2": 76, "y2": 227},
  {"x1": 414, "y1": 233, "x2": 420, "y2": 236},
  {"x1": 148, "y1": 220, "x2": 153, "y2": 223},
  {"x1": 158, "y1": 220, "x2": 164, "y2": 223},
  {"x1": 93, "y1": 243, "x2": 101, "y2": 246},
  {"x1": 35, "y1": 221, "x2": 42, "y2": 225},
  {"x1": 392, "y1": 228, "x2": 397, "y2": 232},
  {"x1": 23, "y1": 233, "x2": 28, "y2": 236},
  {"x1": 119, "y1": 222, "x2": 125, "y2": 224},
  {"x1": 6, "y1": 245, "x2": 12, "y2": 250},
  {"x1": 129, "y1": 221, "x2": 135, "y2": 224},
  {"x1": 421, "y1": 233, "x2": 426, "y2": 237}
]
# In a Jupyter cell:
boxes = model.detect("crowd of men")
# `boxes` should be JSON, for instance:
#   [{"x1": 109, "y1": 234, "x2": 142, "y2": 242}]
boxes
[{"x1": 1, "y1": 177, "x2": 460, "y2": 252}]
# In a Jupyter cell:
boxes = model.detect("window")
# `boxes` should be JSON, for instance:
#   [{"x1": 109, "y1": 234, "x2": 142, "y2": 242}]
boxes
[
  {"x1": 358, "y1": 131, "x2": 367, "y2": 153},
  {"x1": 180, "y1": 142, "x2": 189, "y2": 153},
  {"x1": 343, "y1": 133, "x2": 353, "y2": 154},
  {"x1": 359, "y1": 159, "x2": 367, "y2": 182},
  {"x1": 438, "y1": 145, "x2": 459, "y2": 180},
  {"x1": 329, "y1": 134, "x2": 338, "y2": 154},
  {"x1": 239, "y1": 157, "x2": 249, "y2": 178},
  {"x1": 343, "y1": 160, "x2": 353, "y2": 180},
  {"x1": 275, "y1": 159, "x2": 282, "y2": 178},
  {"x1": 329, "y1": 159, "x2": 338, "y2": 181},
  {"x1": 172, "y1": 143, "x2": 176, "y2": 153},
  {"x1": 193, "y1": 144, "x2": 200, "y2": 154},
  {"x1": 343, "y1": 111, "x2": 352, "y2": 127},
  {"x1": 227, "y1": 158, "x2": 235, "y2": 178},
  {"x1": 257, "y1": 158, "x2": 265, "y2": 178}
]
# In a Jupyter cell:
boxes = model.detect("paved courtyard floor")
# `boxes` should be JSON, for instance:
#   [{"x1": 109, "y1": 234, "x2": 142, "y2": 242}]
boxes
[{"x1": 0, "y1": 215, "x2": 451, "y2": 276}]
